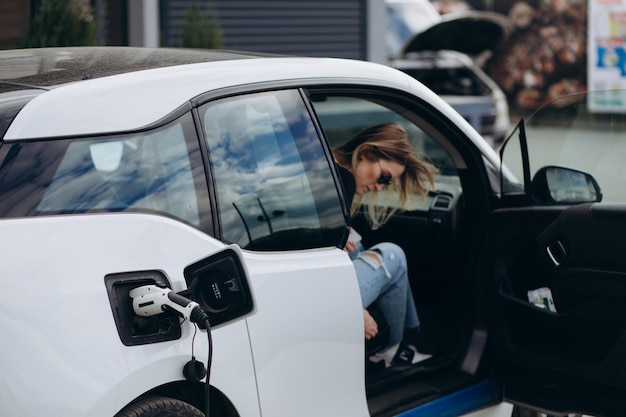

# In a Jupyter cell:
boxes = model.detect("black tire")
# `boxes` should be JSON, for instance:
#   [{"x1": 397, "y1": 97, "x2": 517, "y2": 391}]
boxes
[{"x1": 115, "y1": 396, "x2": 204, "y2": 417}]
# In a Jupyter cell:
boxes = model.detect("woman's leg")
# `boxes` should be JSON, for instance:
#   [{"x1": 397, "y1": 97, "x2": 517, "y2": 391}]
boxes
[
  {"x1": 353, "y1": 242, "x2": 409, "y2": 348},
  {"x1": 405, "y1": 284, "x2": 420, "y2": 329}
]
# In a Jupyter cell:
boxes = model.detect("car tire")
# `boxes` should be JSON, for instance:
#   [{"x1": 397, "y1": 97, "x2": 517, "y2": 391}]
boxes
[{"x1": 115, "y1": 396, "x2": 204, "y2": 417}]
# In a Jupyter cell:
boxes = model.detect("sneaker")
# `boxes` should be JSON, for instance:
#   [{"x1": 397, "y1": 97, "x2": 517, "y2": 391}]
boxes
[
  {"x1": 392, "y1": 344, "x2": 431, "y2": 366},
  {"x1": 368, "y1": 343, "x2": 400, "y2": 368}
]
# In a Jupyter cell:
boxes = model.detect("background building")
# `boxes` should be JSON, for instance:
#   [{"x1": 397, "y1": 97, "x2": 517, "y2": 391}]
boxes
[
  {"x1": 0, "y1": 0, "x2": 386, "y2": 63},
  {"x1": 0, "y1": 0, "x2": 589, "y2": 115}
]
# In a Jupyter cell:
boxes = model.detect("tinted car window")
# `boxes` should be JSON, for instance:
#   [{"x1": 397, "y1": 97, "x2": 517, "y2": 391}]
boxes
[
  {"x1": 0, "y1": 112, "x2": 211, "y2": 229},
  {"x1": 200, "y1": 89, "x2": 347, "y2": 251}
]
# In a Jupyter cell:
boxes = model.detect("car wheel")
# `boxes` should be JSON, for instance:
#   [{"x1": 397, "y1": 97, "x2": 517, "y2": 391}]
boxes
[{"x1": 115, "y1": 396, "x2": 204, "y2": 417}]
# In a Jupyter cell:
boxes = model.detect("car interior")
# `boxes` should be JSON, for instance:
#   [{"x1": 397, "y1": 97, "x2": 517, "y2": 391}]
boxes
[{"x1": 309, "y1": 89, "x2": 493, "y2": 416}]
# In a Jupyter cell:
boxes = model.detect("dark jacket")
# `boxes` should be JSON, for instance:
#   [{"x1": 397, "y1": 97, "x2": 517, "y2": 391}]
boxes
[{"x1": 337, "y1": 164, "x2": 356, "y2": 208}]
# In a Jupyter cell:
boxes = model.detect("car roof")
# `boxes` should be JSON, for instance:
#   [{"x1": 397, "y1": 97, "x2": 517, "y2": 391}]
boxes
[
  {"x1": 0, "y1": 47, "x2": 274, "y2": 92},
  {"x1": 2, "y1": 47, "x2": 425, "y2": 140},
  {"x1": 0, "y1": 47, "x2": 504, "y2": 188}
]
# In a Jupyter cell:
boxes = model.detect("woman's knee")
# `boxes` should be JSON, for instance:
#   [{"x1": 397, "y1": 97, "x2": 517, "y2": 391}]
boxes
[
  {"x1": 369, "y1": 242, "x2": 408, "y2": 277},
  {"x1": 370, "y1": 242, "x2": 407, "y2": 265}
]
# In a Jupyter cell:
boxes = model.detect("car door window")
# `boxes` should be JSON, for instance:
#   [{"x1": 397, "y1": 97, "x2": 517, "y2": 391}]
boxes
[
  {"x1": 199, "y1": 89, "x2": 347, "y2": 251},
  {"x1": 501, "y1": 90, "x2": 626, "y2": 203}
]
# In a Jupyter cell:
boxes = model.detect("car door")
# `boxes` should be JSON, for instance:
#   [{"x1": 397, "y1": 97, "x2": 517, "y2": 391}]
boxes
[
  {"x1": 489, "y1": 91, "x2": 626, "y2": 416},
  {"x1": 194, "y1": 88, "x2": 370, "y2": 417}
]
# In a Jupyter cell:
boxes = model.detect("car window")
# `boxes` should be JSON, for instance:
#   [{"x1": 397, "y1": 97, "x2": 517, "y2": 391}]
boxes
[
  {"x1": 309, "y1": 93, "x2": 461, "y2": 211},
  {"x1": 199, "y1": 89, "x2": 347, "y2": 251},
  {"x1": 0, "y1": 112, "x2": 212, "y2": 229}
]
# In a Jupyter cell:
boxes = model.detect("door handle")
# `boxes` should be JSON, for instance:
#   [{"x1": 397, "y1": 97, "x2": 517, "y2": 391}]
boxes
[{"x1": 546, "y1": 240, "x2": 566, "y2": 267}]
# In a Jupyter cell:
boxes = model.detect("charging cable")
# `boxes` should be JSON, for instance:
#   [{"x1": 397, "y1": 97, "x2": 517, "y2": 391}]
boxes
[{"x1": 129, "y1": 285, "x2": 213, "y2": 417}]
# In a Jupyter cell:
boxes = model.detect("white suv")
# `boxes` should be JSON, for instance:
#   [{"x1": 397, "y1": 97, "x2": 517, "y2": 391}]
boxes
[
  {"x1": 386, "y1": 0, "x2": 512, "y2": 143},
  {"x1": 0, "y1": 47, "x2": 619, "y2": 417}
]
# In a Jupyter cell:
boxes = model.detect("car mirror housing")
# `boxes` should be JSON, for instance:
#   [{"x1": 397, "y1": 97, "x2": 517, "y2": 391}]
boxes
[{"x1": 531, "y1": 166, "x2": 602, "y2": 204}]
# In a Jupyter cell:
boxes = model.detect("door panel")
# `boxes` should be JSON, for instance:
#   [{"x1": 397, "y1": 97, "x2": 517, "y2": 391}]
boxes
[
  {"x1": 490, "y1": 203, "x2": 626, "y2": 414},
  {"x1": 243, "y1": 248, "x2": 369, "y2": 417}
]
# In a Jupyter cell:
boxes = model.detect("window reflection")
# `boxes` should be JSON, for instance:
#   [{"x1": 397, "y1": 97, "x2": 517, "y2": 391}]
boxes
[
  {"x1": 201, "y1": 90, "x2": 345, "y2": 250},
  {"x1": 0, "y1": 113, "x2": 210, "y2": 230}
]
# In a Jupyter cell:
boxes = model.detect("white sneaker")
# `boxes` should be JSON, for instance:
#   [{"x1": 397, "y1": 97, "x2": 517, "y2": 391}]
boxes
[
  {"x1": 368, "y1": 343, "x2": 400, "y2": 368},
  {"x1": 393, "y1": 344, "x2": 432, "y2": 365}
]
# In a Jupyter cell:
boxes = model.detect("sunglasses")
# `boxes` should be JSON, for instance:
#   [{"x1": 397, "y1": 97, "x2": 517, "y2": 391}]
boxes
[{"x1": 377, "y1": 160, "x2": 393, "y2": 185}]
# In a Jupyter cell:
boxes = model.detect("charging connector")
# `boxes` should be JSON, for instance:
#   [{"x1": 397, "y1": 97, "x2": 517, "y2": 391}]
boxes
[
  {"x1": 129, "y1": 284, "x2": 213, "y2": 417},
  {"x1": 129, "y1": 284, "x2": 209, "y2": 326}
]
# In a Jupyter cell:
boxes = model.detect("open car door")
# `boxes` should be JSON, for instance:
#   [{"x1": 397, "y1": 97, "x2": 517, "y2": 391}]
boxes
[{"x1": 488, "y1": 91, "x2": 626, "y2": 416}]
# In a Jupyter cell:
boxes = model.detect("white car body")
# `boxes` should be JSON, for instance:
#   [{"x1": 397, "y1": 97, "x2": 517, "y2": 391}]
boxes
[
  {"x1": 6, "y1": 57, "x2": 481, "y2": 145},
  {"x1": 0, "y1": 53, "x2": 493, "y2": 417},
  {"x1": 3, "y1": 214, "x2": 366, "y2": 417},
  {"x1": 2, "y1": 48, "x2": 613, "y2": 417}
]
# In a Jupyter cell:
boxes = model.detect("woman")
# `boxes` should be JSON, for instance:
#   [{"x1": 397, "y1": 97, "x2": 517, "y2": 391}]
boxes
[{"x1": 333, "y1": 123, "x2": 436, "y2": 368}]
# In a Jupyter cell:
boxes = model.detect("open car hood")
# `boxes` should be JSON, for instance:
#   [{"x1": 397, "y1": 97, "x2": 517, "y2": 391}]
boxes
[{"x1": 399, "y1": 11, "x2": 513, "y2": 57}]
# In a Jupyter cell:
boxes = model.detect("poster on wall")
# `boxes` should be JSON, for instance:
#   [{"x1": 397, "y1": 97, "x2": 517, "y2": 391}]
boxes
[{"x1": 588, "y1": 0, "x2": 626, "y2": 112}]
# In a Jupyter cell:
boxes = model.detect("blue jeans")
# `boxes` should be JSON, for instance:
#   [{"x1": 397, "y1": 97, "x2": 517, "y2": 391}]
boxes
[{"x1": 350, "y1": 241, "x2": 420, "y2": 348}]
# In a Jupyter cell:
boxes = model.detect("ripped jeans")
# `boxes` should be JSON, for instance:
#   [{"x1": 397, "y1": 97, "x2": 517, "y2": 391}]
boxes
[{"x1": 350, "y1": 241, "x2": 420, "y2": 348}]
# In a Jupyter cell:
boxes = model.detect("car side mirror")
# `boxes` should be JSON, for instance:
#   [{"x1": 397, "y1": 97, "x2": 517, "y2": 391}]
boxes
[{"x1": 532, "y1": 166, "x2": 602, "y2": 204}]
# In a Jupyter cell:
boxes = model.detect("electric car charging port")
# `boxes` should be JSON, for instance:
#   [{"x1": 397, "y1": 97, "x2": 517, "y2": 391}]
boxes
[
  {"x1": 105, "y1": 270, "x2": 182, "y2": 346},
  {"x1": 181, "y1": 247, "x2": 254, "y2": 328}
]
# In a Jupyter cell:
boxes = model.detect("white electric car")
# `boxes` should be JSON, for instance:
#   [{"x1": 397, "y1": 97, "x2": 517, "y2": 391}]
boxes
[{"x1": 0, "y1": 47, "x2": 621, "y2": 417}]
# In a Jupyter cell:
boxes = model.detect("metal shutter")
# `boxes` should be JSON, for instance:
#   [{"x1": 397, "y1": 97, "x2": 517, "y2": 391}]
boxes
[{"x1": 161, "y1": 0, "x2": 367, "y2": 59}]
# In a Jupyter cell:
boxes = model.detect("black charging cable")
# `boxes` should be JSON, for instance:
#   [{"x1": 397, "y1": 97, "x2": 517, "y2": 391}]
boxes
[
  {"x1": 187, "y1": 308, "x2": 213, "y2": 417},
  {"x1": 200, "y1": 316, "x2": 213, "y2": 417}
]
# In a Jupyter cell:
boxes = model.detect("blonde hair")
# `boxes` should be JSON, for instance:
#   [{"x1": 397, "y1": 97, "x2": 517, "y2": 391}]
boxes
[{"x1": 333, "y1": 123, "x2": 437, "y2": 229}]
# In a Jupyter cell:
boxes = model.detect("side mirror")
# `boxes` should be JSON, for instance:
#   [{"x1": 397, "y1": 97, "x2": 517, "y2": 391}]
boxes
[{"x1": 532, "y1": 166, "x2": 602, "y2": 204}]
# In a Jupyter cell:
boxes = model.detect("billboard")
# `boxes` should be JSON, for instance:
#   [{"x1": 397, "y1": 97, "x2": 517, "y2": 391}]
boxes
[{"x1": 588, "y1": 0, "x2": 626, "y2": 112}]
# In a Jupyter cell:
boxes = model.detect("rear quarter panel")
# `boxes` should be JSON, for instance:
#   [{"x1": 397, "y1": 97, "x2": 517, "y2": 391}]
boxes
[
  {"x1": 0, "y1": 214, "x2": 260, "y2": 417},
  {"x1": 0, "y1": 213, "x2": 365, "y2": 417}
]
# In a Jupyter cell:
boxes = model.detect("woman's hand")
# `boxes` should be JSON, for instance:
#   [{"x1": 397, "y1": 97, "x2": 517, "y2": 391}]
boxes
[
  {"x1": 343, "y1": 239, "x2": 358, "y2": 253},
  {"x1": 363, "y1": 309, "x2": 378, "y2": 340}
]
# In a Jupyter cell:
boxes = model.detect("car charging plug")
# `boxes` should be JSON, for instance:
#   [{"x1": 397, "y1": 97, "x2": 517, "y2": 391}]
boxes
[
  {"x1": 129, "y1": 284, "x2": 210, "y2": 327},
  {"x1": 129, "y1": 284, "x2": 213, "y2": 417}
]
